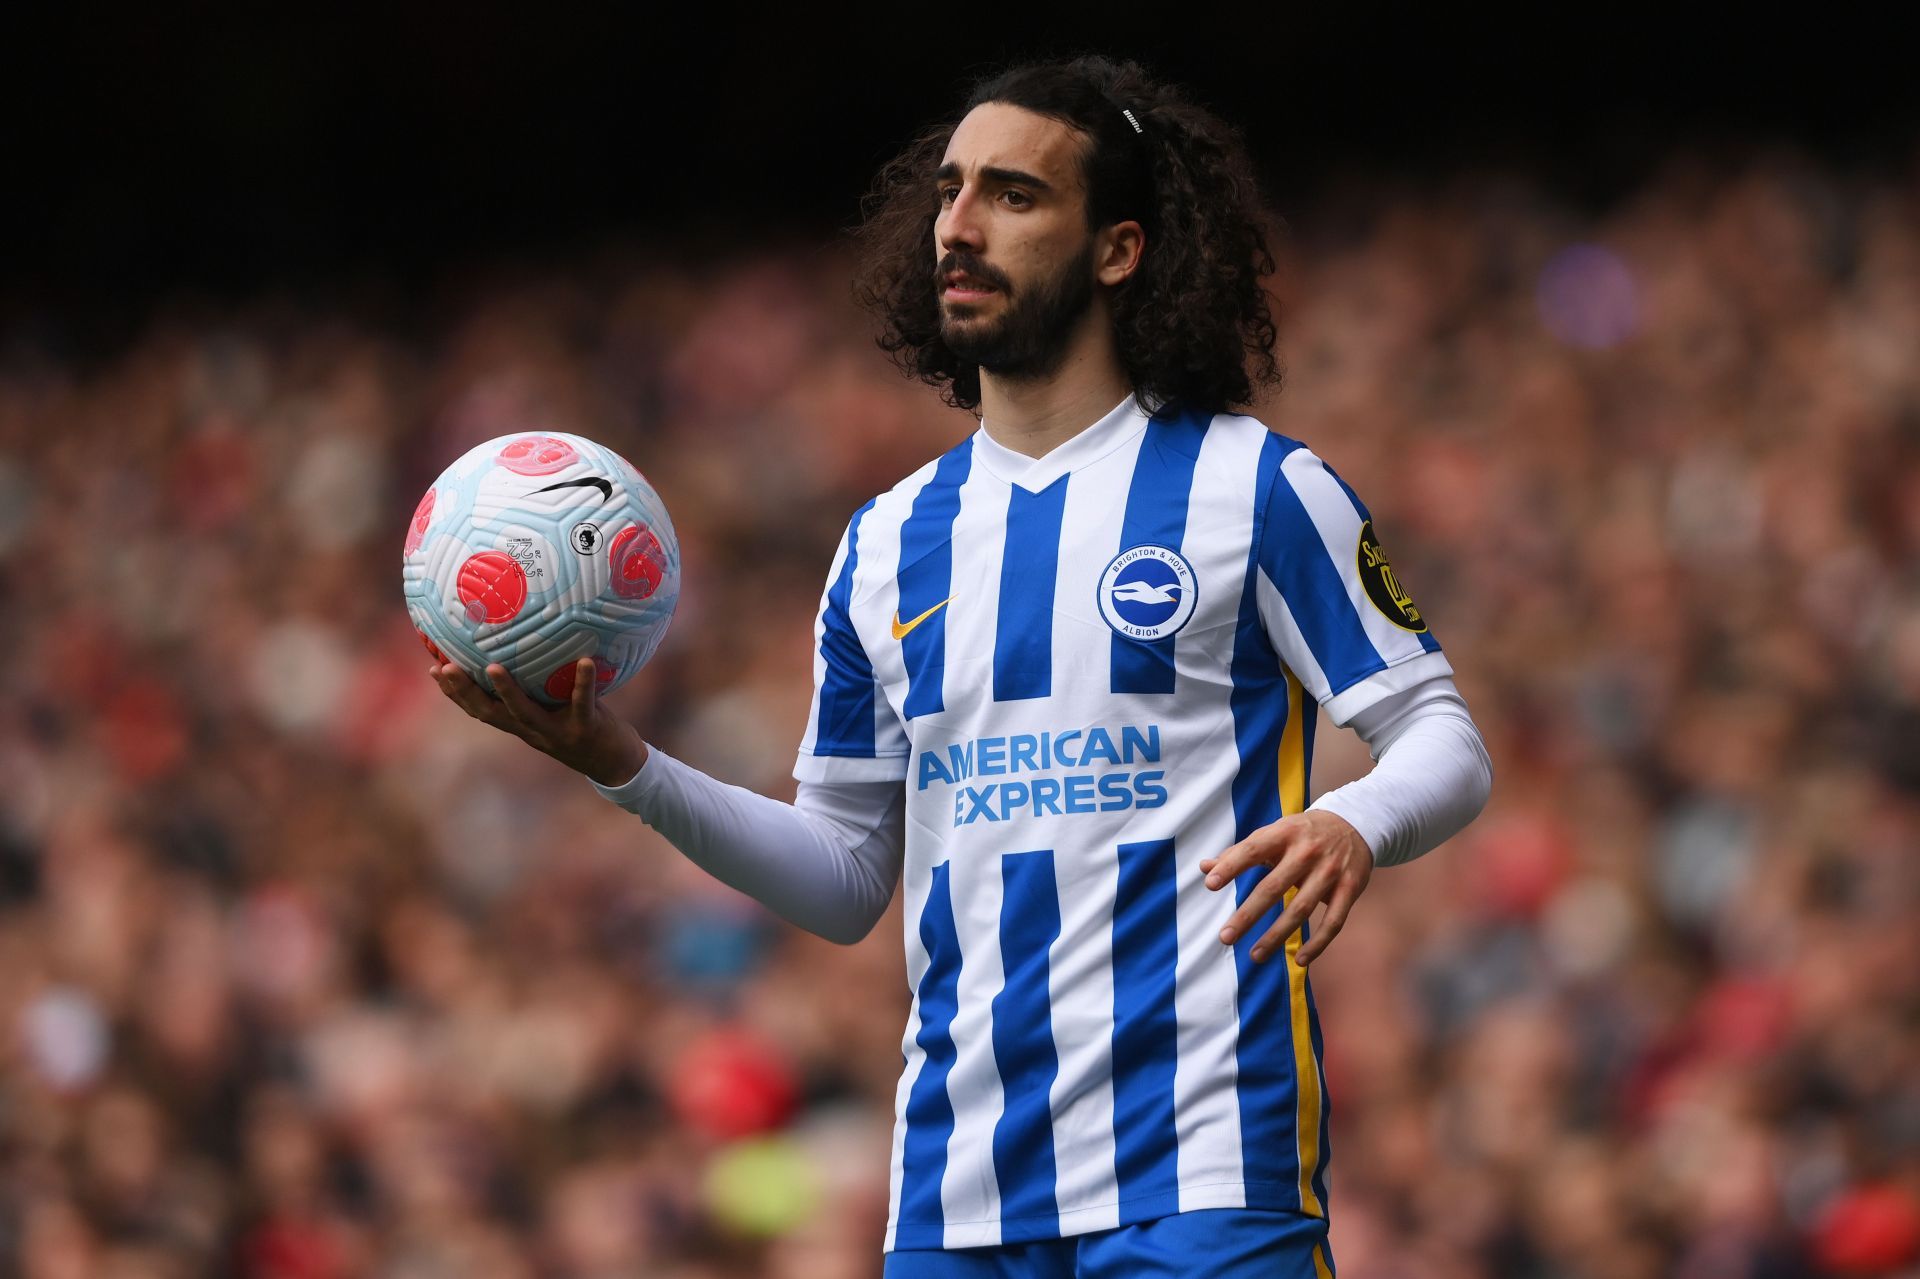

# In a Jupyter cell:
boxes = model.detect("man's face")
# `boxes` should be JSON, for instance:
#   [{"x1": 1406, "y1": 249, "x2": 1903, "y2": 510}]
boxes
[{"x1": 934, "y1": 103, "x2": 1099, "y2": 381}]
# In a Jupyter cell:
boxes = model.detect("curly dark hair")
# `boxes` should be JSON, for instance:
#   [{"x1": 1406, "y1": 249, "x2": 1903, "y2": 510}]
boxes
[{"x1": 849, "y1": 53, "x2": 1282, "y2": 418}]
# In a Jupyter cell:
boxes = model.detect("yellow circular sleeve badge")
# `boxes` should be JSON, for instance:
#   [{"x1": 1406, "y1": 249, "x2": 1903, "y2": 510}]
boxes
[{"x1": 1356, "y1": 520, "x2": 1427, "y2": 632}]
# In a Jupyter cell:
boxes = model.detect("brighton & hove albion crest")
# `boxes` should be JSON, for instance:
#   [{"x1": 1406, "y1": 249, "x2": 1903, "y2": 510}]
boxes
[{"x1": 1097, "y1": 544, "x2": 1198, "y2": 641}]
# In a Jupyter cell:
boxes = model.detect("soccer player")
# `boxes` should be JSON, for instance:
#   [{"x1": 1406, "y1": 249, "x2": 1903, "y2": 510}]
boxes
[{"x1": 432, "y1": 54, "x2": 1492, "y2": 1278}]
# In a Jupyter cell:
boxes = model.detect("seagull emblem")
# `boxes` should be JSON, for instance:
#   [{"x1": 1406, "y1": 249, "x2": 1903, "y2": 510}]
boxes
[{"x1": 1110, "y1": 580, "x2": 1184, "y2": 606}]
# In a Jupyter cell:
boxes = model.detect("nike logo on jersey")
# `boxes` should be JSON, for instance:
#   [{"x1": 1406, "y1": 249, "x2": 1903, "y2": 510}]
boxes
[
  {"x1": 529, "y1": 476, "x2": 613, "y2": 501},
  {"x1": 892, "y1": 597, "x2": 952, "y2": 640}
]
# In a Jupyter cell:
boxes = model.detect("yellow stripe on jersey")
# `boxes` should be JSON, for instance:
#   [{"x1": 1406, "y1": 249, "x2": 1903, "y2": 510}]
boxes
[
  {"x1": 1312, "y1": 1241, "x2": 1334, "y2": 1279},
  {"x1": 1278, "y1": 670, "x2": 1307, "y2": 814},
  {"x1": 1278, "y1": 670, "x2": 1326, "y2": 1219}
]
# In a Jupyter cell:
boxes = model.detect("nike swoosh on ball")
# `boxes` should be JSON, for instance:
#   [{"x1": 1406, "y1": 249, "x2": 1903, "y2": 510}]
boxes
[{"x1": 529, "y1": 476, "x2": 613, "y2": 501}]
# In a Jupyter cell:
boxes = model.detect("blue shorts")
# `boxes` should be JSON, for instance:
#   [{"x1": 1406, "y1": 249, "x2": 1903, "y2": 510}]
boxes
[{"x1": 882, "y1": 1208, "x2": 1335, "y2": 1278}]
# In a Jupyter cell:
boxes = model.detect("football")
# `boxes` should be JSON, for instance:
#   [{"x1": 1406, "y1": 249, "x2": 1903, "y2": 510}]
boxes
[{"x1": 402, "y1": 431, "x2": 680, "y2": 706}]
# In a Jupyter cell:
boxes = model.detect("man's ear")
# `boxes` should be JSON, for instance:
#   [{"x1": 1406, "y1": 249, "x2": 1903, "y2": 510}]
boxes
[{"x1": 1098, "y1": 220, "x2": 1146, "y2": 287}]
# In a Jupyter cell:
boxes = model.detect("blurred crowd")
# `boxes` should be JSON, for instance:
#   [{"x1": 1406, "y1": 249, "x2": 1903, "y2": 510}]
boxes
[{"x1": 2, "y1": 145, "x2": 1918, "y2": 1278}]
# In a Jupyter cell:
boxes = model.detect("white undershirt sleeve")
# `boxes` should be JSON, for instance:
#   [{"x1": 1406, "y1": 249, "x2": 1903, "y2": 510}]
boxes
[
  {"x1": 589, "y1": 748, "x2": 905, "y2": 945},
  {"x1": 589, "y1": 671, "x2": 1487, "y2": 927},
  {"x1": 1306, "y1": 673, "x2": 1493, "y2": 868}
]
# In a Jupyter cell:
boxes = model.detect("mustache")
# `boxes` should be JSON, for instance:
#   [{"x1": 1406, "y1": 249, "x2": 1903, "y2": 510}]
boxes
[{"x1": 934, "y1": 255, "x2": 1008, "y2": 293}]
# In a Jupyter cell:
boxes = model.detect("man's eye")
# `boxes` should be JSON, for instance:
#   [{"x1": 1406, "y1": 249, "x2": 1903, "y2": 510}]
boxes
[{"x1": 937, "y1": 186, "x2": 1031, "y2": 206}]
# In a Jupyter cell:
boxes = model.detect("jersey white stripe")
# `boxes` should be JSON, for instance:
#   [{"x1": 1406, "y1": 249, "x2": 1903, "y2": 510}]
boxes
[
  {"x1": 1044, "y1": 832, "x2": 1122, "y2": 1234},
  {"x1": 1034, "y1": 436, "x2": 1154, "y2": 1235},
  {"x1": 1050, "y1": 446, "x2": 1132, "y2": 698},
  {"x1": 1168, "y1": 424, "x2": 1259, "y2": 1204},
  {"x1": 944, "y1": 456, "x2": 1012, "y2": 726},
  {"x1": 931, "y1": 465, "x2": 1012, "y2": 1242}
]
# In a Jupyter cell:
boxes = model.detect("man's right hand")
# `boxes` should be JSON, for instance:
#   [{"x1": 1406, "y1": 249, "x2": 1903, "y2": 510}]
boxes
[{"x1": 429, "y1": 658, "x2": 649, "y2": 787}]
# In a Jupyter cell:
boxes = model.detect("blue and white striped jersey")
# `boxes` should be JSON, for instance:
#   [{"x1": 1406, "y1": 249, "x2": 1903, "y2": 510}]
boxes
[{"x1": 796, "y1": 392, "x2": 1451, "y2": 1250}]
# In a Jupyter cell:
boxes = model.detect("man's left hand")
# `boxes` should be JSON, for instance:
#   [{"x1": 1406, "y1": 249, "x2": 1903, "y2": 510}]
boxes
[{"x1": 1200, "y1": 810, "x2": 1373, "y2": 966}]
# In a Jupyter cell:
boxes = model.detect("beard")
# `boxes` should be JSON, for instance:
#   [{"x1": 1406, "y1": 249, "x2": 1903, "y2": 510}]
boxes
[{"x1": 940, "y1": 237, "x2": 1097, "y2": 382}]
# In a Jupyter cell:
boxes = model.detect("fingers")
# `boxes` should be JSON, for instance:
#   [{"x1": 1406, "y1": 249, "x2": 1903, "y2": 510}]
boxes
[
  {"x1": 1201, "y1": 823, "x2": 1293, "y2": 891},
  {"x1": 431, "y1": 661, "x2": 515, "y2": 729},
  {"x1": 429, "y1": 662, "x2": 560, "y2": 749},
  {"x1": 1217, "y1": 847, "x2": 1305, "y2": 950},
  {"x1": 486, "y1": 663, "x2": 547, "y2": 726},
  {"x1": 1207, "y1": 823, "x2": 1298, "y2": 951},
  {"x1": 1294, "y1": 876, "x2": 1357, "y2": 967},
  {"x1": 1250, "y1": 859, "x2": 1340, "y2": 964},
  {"x1": 567, "y1": 656, "x2": 596, "y2": 730}
]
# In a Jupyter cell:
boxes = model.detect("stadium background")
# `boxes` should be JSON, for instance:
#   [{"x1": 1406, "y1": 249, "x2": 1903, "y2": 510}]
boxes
[{"x1": 3, "y1": 11, "x2": 1918, "y2": 1277}]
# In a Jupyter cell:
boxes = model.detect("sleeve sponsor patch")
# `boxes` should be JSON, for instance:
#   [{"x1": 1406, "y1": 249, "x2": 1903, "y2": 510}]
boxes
[{"x1": 1356, "y1": 519, "x2": 1427, "y2": 632}]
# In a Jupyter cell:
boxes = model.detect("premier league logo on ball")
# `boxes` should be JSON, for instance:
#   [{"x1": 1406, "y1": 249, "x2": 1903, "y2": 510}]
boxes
[{"x1": 1097, "y1": 544, "x2": 1198, "y2": 641}]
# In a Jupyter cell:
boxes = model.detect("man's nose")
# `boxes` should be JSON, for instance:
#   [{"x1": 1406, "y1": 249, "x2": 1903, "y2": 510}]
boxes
[{"x1": 938, "y1": 187, "x2": 986, "y2": 253}]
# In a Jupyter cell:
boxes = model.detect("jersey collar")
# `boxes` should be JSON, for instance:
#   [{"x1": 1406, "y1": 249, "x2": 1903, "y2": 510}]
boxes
[{"x1": 972, "y1": 391, "x2": 1152, "y2": 493}]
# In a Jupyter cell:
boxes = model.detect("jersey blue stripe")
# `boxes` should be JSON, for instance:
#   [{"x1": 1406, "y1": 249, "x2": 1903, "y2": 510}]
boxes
[
  {"x1": 1229, "y1": 432, "x2": 1304, "y2": 1204},
  {"x1": 993, "y1": 476, "x2": 1068, "y2": 703},
  {"x1": 1259, "y1": 456, "x2": 1390, "y2": 695},
  {"x1": 990, "y1": 849, "x2": 1062, "y2": 1234},
  {"x1": 1110, "y1": 408, "x2": 1208, "y2": 695},
  {"x1": 1110, "y1": 837, "x2": 1180, "y2": 1215},
  {"x1": 1322, "y1": 459, "x2": 1442, "y2": 655},
  {"x1": 814, "y1": 499, "x2": 879, "y2": 756},
  {"x1": 896, "y1": 863, "x2": 962, "y2": 1248},
  {"x1": 899, "y1": 445, "x2": 973, "y2": 720},
  {"x1": 1299, "y1": 702, "x2": 1319, "y2": 805}
]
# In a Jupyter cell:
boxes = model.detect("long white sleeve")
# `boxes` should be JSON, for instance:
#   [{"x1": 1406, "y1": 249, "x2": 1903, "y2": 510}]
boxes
[
  {"x1": 1307, "y1": 673, "x2": 1493, "y2": 868},
  {"x1": 590, "y1": 747, "x2": 904, "y2": 944}
]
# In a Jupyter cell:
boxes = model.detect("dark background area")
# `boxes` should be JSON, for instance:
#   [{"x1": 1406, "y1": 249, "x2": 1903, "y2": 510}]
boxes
[{"x1": 4, "y1": 5, "x2": 1914, "y2": 331}]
